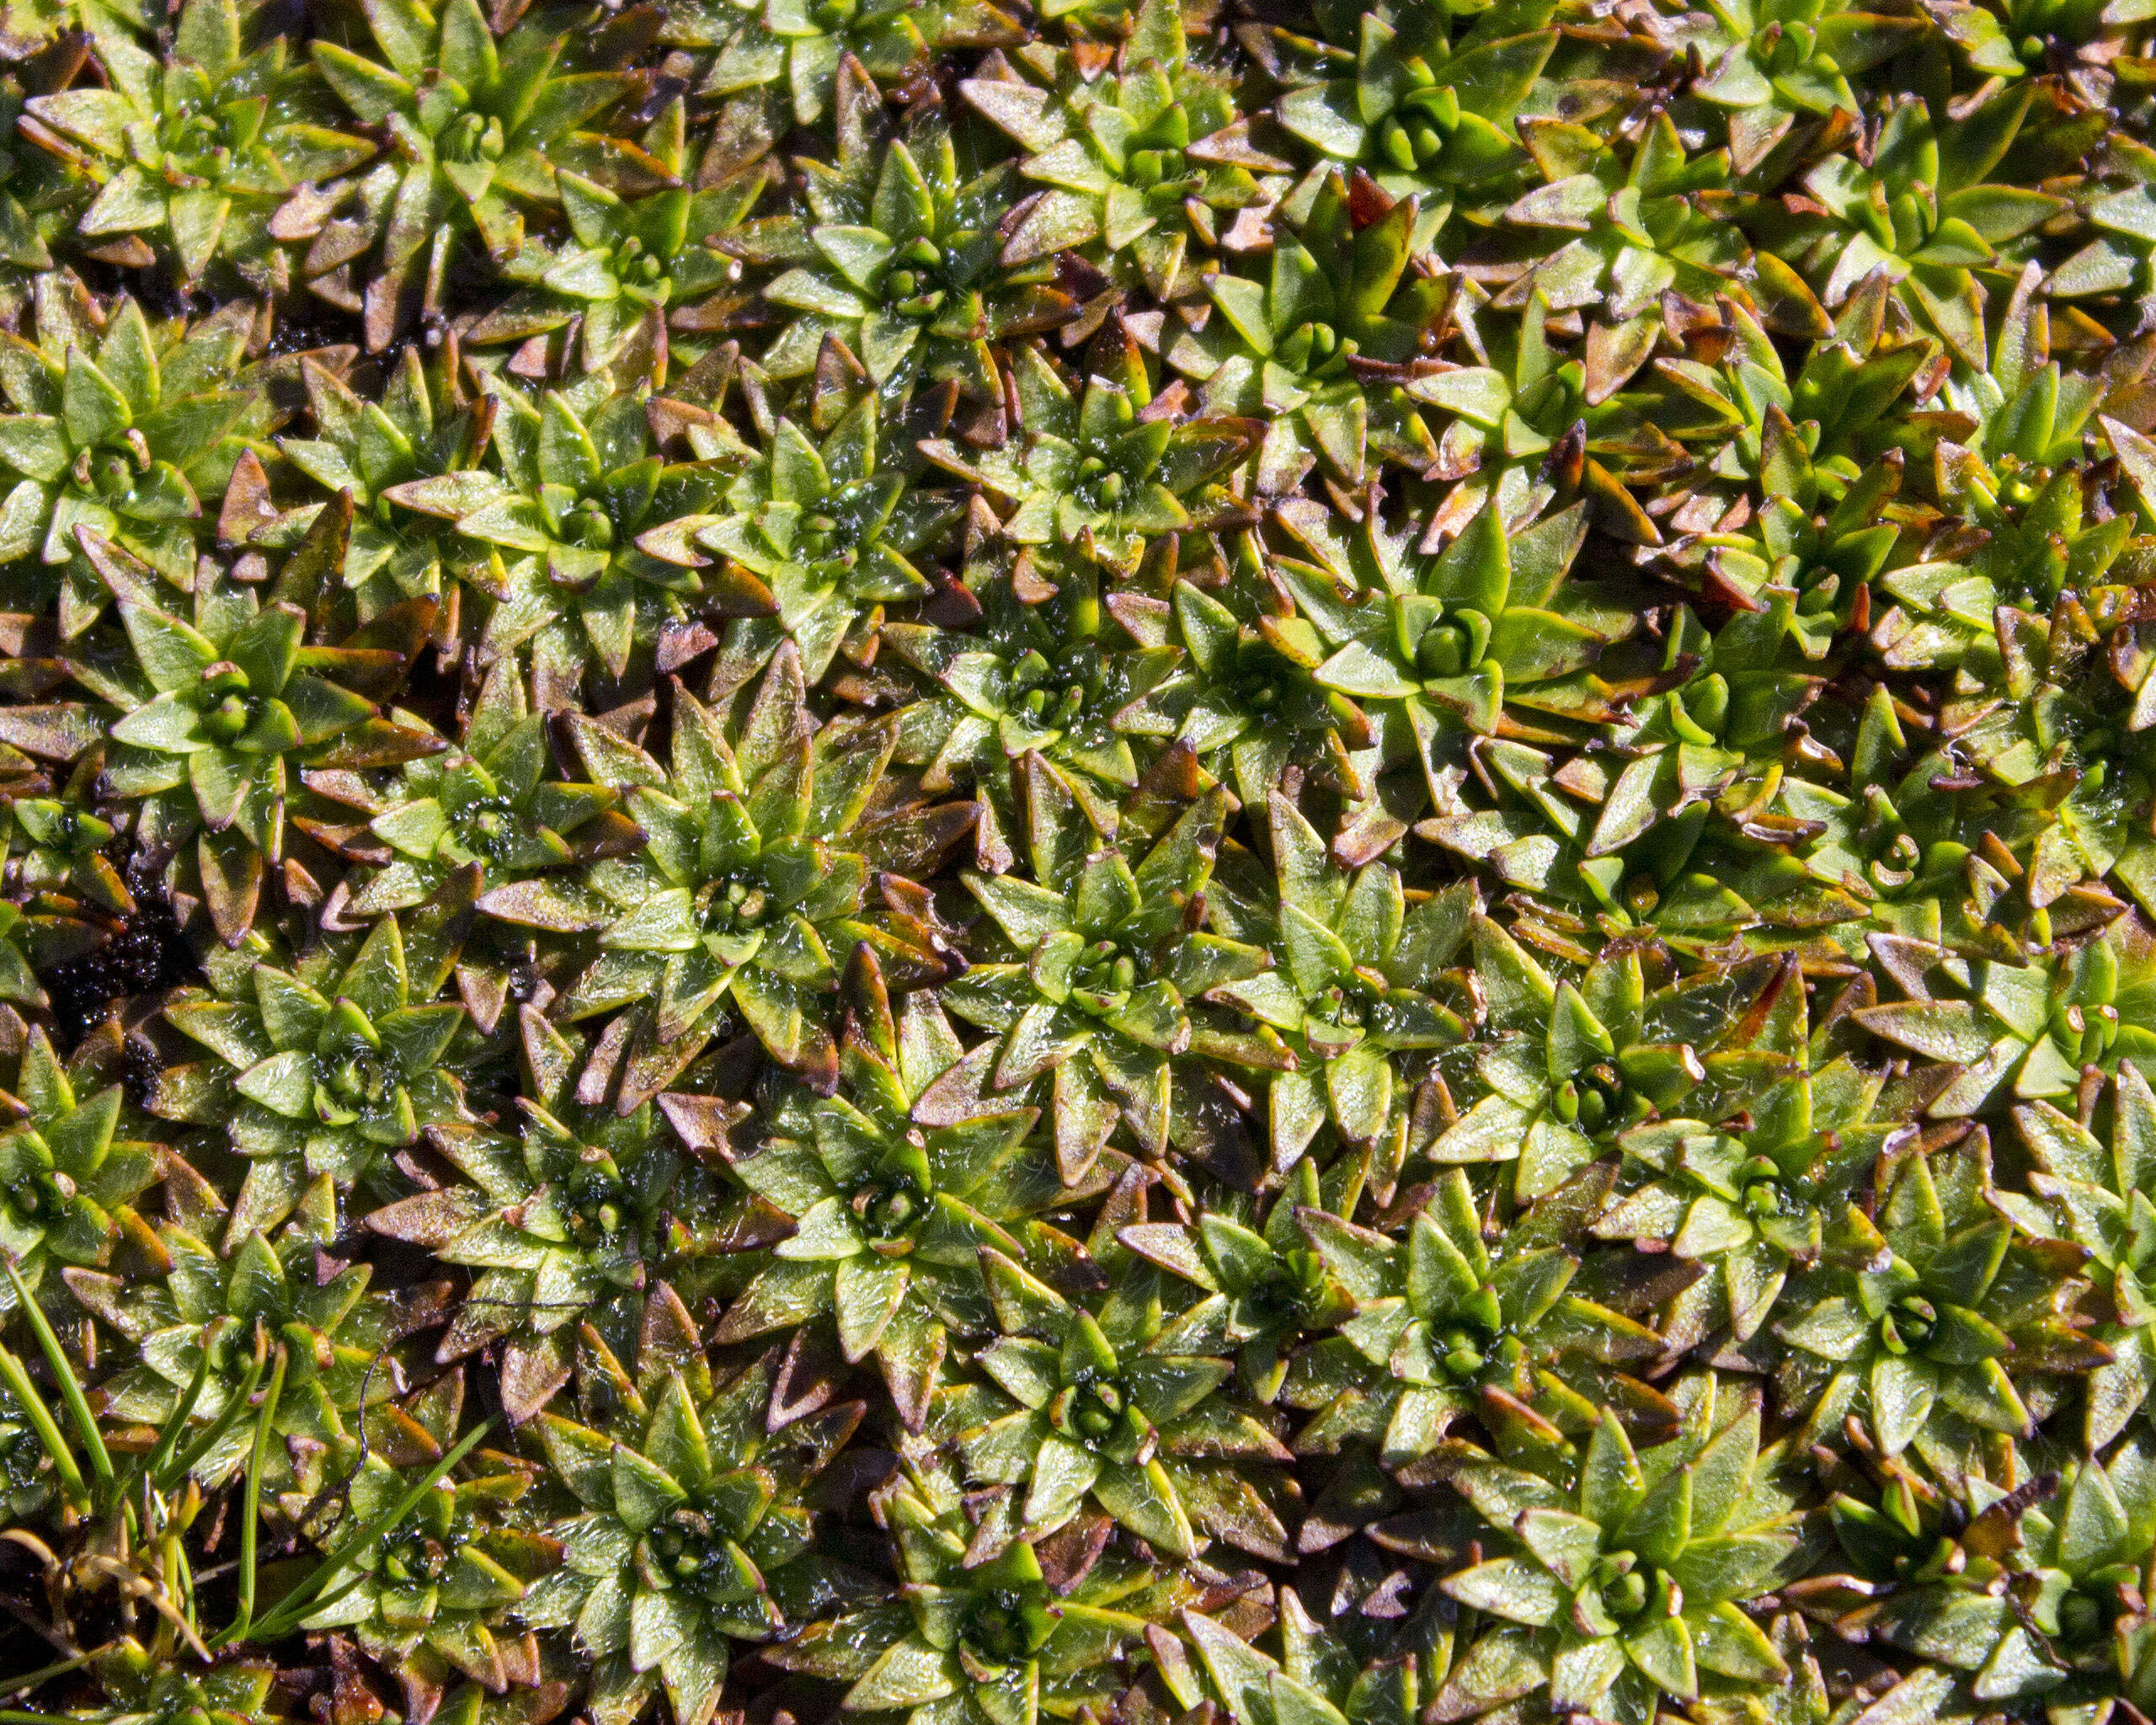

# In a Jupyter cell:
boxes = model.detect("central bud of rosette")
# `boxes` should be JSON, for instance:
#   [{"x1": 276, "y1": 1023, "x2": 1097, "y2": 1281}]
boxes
[
  {"x1": 440, "y1": 107, "x2": 506, "y2": 164},
  {"x1": 1877, "y1": 1291, "x2": 1936, "y2": 1354},
  {"x1": 1070, "y1": 938, "x2": 1140, "y2": 1001},
  {"x1": 959, "y1": 1583, "x2": 1057, "y2": 1667},
  {"x1": 558, "y1": 1153, "x2": 627, "y2": 1249},
  {"x1": 1552, "y1": 1060, "x2": 1632, "y2": 1135},
  {"x1": 697, "y1": 873, "x2": 771, "y2": 936},
  {"x1": 322, "y1": 1050, "x2": 393, "y2": 1111},
  {"x1": 884, "y1": 236, "x2": 953, "y2": 319},
  {"x1": 649, "y1": 1503, "x2": 757, "y2": 1604},
  {"x1": 1051, "y1": 1367, "x2": 1146, "y2": 1460},
  {"x1": 196, "y1": 662, "x2": 265, "y2": 744},
  {"x1": 1007, "y1": 649, "x2": 1100, "y2": 730},
  {"x1": 851, "y1": 1172, "x2": 926, "y2": 1244},
  {"x1": 1588, "y1": 1551, "x2": 1674, "y2": 1626},
  {"x1": 611, "y1": 235, "x2": 665, "y2": 287}
]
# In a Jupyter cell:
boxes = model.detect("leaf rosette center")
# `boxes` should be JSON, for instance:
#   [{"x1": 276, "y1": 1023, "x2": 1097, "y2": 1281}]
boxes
[
  {"x1": 558, "y1": 1154, "x2": 630, "y2": 1249},
  {"x1": 647, "y1": 1503, "x2": 757, "y2": 1605},
  {"x1": 437, "y1": 103, "x2": 505, "y2": 164},
  {"x1": 958, "y1": 1581, "x2": 1058, "y2": 1668},
  {"x1": 1, "y1": 1150, "x2": 74, "y2": 1230},
  {"x1": 851, "y1": 1172, "x2": 926, "y2": 1245},
  {"x1": 1550, "y1": 1059, "x2": 1637, "y2": 1135},
  {"x1": 318, "y1": 1048, "x2": 396, "y2": 1115},
  {"x1": 1051, "y1": 1370, "x2": 1147, "y2": 1459},
  {"x1": 1006, "y1": 649, "x2": 1103, "y2": 732},
  {"x1": 380, "y1": 1497, "x2": 471, "y2": 1587},
  {"x1": 696, "y1": 873, "x2": 774, "y2": 937}
]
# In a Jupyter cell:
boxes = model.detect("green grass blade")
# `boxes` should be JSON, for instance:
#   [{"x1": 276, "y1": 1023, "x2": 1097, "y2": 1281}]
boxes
[
  {"x1": 163, "y1": 1332, "x2": 267, "y2": 1490},
  {"x1": 0, "y1": 1640, "x2": 109, "y2": 1706},
  {"x1": 141, "y1": 1338, "x2": 216, "y2": 1489},
  {"x1": 215, "y1": 1342, "x2": 287, "y2": 1648},
  {"x1": 3, "y1": 1262, "x2": 111, "y2": 1494},
  {"x1": 0, "y1": 1336, "x2": 85, "y2": 1509}
]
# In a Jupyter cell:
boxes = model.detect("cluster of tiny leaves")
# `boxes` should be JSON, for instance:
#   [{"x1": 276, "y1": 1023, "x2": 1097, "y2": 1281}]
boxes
[{"x1": 10, "y1": 0, "x2": 2156, "y2": 1723}]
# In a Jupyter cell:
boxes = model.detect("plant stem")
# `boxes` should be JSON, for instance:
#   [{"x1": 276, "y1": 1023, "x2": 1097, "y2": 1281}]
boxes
[
  {"x1": 0, "y1": 1640, "x2": 109, "y2": 1703},
  {"x1": 166, "y1": 1337, "x2": 267, "y2": 1488},
  {"x1": 4, "y1": 1263, "x2": 111, "y2": 1494},
  {"x1": 217, "y1": 1342, "x2": 287, "y2": 1648},
  {"x1": 0, "y1": 1338, "x2": 85, "y2": 1509}
]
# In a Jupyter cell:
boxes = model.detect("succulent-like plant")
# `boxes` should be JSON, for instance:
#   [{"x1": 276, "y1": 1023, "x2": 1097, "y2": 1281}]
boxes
[
  {"x1": 1438, "y1": 1377, "x2": 1815, "y2": 1717},
  {"x1": 943, "y1": 760, "x2": 1259, "y2": 1169},
  {"x1": 921, "y1": 335, "x2": 1254, "y2": 581},
  {"x1": 1855, "y1": 910, "x2": 2156, "y2": 1114},
  {"x1": 296, "y1": 1387, "x2": 562, "y2": 1714},
  {"x1": 716, "y1": 962, "x2": 1107, "y2": 1426},
  {"x1": 0, "y1": 900, "x2": 45, "y2": 1012},
  {"x1": 1995, "y1": 1070, "x2": 2156, "y2": 1445},
  {"x1": 0, "y1": 59, "x2": 84, "y2": 274},
  {"x1": 387, "y1": 372, "x2": 746, "y2": 692},
  {"x1": 1524, "y1": 597, "x2": 1831, "y2": 893},
  {"x1": 681, "y1": 0, "x2": 1019, "y2": 130},
  {"x1": 884, "y1": 567, "x2": 1144, "y2": 854},
  {"x1": 946, "y1": 1239, "x2": 1291, "y2": 1561},
  {"x1": 307, "y1": 658, "x2": 634, "y2": 925},
  {"x1": 1594, "y1": 1046, "x2": 1911, "y2": 1347},
  {"x1": 477, "y1": 101, "x2": 765, "y2": 374},
  {"x1": 736, "y1": 99, "x2": 1071, "y2": 402},
  {"x1": 156, "y1": 909, "x2": 480, "y2": 1231},
  {"x1": 0, "y1": 790, "x2": 136, "y2": 971},
  {"x1": 1870, "y1": 467, "x2": 2142, "y2": 754},
  {"x1": 99, "y1": 550, "x2": 442, "y2": 928},
  {"x1": 962, "y1": 0, "x2": 1274, "y2": 296},
  {"x1": 770, "y1": 1443, "x2": 1189, "y2": 1723},
  {"x1": 635, "y1": 388, "x2": 959, "y2": 686},
  {"x1": 1272, "y1": 498, "x2": 1630, "y2": 818},
  {"x1": 1166, "y1": 176, "x2": 1449, "y2": 491},
  {"x1": 1429, "y1": 923, "x2": 1785, "y2": 1203},
  {"x1": 523, "y1": 1284, "x2": 867, "y2": 1725},
  {"x1": 1690, "y1": 0, "x2": 1926, "y2": 168},
  {"x1": 1641, "y1": 280, "x2": 1924, "y2": 569},
  {"x1": 1922, "y1": 266, "x2": 2107, "y2": 511},
  {"x1": 297, "y1": 0, "x2": 634, "y2": 349},
  {"x1": 1105, "y1": 545, "x2": 1376, "y2": 814},
  {"x1": 0, "y1": 1372, "x2": 58, "y2": 1520},
  {"x1": 0, "y1": 0, "x2": 2150, "y2": 1720},
  {"x1": 1818, "y1": 1439, "x2": 2156, "y2": 1703},
  {"x1": 1121, "y1": 1154, "x2": 1358, "y2": 1391},
  {"x1": 1499, "y1": 111, "x2": 1746, "y2": 340},
  {"x1": 1775, "y1": 673, "x2": 2127, "y2": 948},
  {"x1": 1161, "y1": 1583, "x2": 1452, "y2": 1725},
  {"x1": 21, "y1": 0, "x2": 376, "y2": 291},
  {"x1": 1752, "y1": 88, "x2": 2061, "y2": 369},
  {"x1": 275, "y1": 344, "x2": 499, "y2": 621},
  {"x1": 1271, "y1": 8, "x2": 1552, "y2": 217},
  {"x1": 1413, "y1": 734, "x2": 1860, "y2": 976},
  {"x1": 366, "y1": 1007, "x2": 734, "y2": 1419},
  {"x1": 517, "y1": 651, "x2": 960, "y2": 1100},
  {"x1": 0, "y1": 1220, "x2": 309, "y2": 1662},
  {"x1": 1285, "y1": 1165, "x2": 1657, "y2": 1466},
  {"x1": 0, "y1": 283, "x2": 263, "y2": 637},
  {"x1": 1400, "y1": 289, "x2": 1648, "y2": 529},
  {"x1": 1772, "y1": 1140, "x2": 2100, "y2": 1471},
  {"x1": 69, "y1": 1641, "x2": 283, "y2": 1725},
  {"x1": 67, "y1": 1187, "x2": 431, "y2": 1462},
  {"x1": 0, "y1": 1022, "x2": 163, "y2": 1310},
  {"x1": 1203, "y1": 793, "x2": 1468, "y2": 1166}
]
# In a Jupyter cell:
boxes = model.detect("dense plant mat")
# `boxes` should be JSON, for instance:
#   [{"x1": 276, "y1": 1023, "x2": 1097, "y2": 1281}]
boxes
[{"x1": 4, "y1": 0, "x2": 2156, "y2": 1722}]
